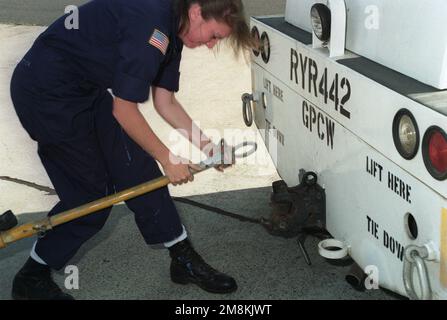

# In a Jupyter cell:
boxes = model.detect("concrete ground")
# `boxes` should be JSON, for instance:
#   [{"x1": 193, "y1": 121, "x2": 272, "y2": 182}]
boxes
[
  {"x1": 0, "y1": 2, "x2": 400, "y2": 301},
  {"x1": 0, "y1": 0, "x2": 287, "y2": 26}
]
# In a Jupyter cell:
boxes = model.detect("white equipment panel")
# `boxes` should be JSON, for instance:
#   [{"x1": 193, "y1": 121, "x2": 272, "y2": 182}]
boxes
[
  {"x1": 249, "y1": 14, "x2": 447, "y2": 299},
  {"x1": 285, "y1": 0, "x2": 447, "y2": 89}
]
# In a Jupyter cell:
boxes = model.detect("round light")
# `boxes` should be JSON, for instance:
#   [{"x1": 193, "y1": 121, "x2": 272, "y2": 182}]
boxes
[
  {"x1": 310, "y1": 4, "x2": 331, "y2": 42},
  {"x1": 251, "y1": 26, "x2": 260, "y2": 57},
  {"x1": 398, "y1": 115, "x2": 417, "y2": 155},
  {"x1": 260, "y1": 32, "x2": 270, "y2": 64},
  {"x1": 423, "y1": 126, "x2": 447, "y2": 180},
  {"x1": 392, "y1": 109, "x2": 419, "y2": 160}
]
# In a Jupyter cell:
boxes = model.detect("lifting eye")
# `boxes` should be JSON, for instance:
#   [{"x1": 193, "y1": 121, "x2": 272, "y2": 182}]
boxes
[{"x1": 262, "y1": 92, "x2": 268, "y2": 110}]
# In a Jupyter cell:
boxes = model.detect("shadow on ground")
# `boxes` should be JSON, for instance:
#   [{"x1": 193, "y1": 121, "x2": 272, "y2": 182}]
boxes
[{"x1": 0, "y1": 186, "x2": 402, "y2": 300}]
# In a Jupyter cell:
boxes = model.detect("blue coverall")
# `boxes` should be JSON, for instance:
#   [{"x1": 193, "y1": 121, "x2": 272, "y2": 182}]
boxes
[{"x1": 10, "y1": 0, "x2": 184, "y2": 270}]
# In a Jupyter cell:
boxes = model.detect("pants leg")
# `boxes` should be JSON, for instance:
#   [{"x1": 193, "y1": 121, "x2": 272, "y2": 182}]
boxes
[
  {"x1": 11, "y1": 44, "x2": 114, "y2": 270},
  {"x1": 94, "y1": 92, "x2": 184, "y2": 244},
  {"x1": 34, "y1": 129, "x2": 113, "y2": 270},
  {"x1": 14, "y1": 71, "x2": 182, "y2": 268}
]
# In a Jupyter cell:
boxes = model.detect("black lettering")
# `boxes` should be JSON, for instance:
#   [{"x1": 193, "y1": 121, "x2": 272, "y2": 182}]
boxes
[
  {"x1": 367, "y1": 157, "x2": 384, "y2": 182},
  {"x1": 340, "y1": 78, "x2": 351, "y2": 119},
  {"x1": 383, "y1": 231, "x2": 389, "y2": 248},
  {"x1": 277, "y1": 131, "x2": 285, "y2": 146},
  {"x1": 317, "y1": 113, "x2": 325, "y2": 140},
  {"x1": 273, "y1": 85, "x2": 283, "y2": 101},
  {"x1": 387, "y1": 172, "x2": 413, "y2": 203},
  {"x1": 395, "y1": 242, "x2": 401, "y2": 257},
  {"x1": 378, "y1": 164, "x2": 383, "y2": 182},
  {"x1": 326, "y1": 119, "x2": 335, "y2": 150},
  {"x1": 265, "y1": 119, "x2": 271, "y2": 145},
  {"x1": 309, "y1": 59, "x2": 318, "y2": 97},
  {"x1": 389, "y1": 237, "x2": 395, "y2": 254},
  {"x1": 374, "y1": 223, "x2": 379, "y2": 239},
  {"x1": 309, "y1": 105, "x2": 317, "y2": 133},
  {"x1": 397, "y1": 243, "x2": 404, "y2": 261},
  {"x1": 368, "y1": 216, "x2": 379, "y2": 239},
  {"x1": 394, "y1": 175, "x2": 399, "y2": 195},
  {"x1": 366, "y1": 156, "x2": 371, "y2": 174},
  {"x1": 291, "y1": 49, "x2": 299, "y2": 84},
  {"x1": 319, "y1": 68, "x2": 328, "y2": 103},
  {"x1": 372, "y1": 160, "x2": 377, "y2": 177},
  {"x1": 264, "y1": 78, "x2": 271, "y2": 93},
  {"x1": 302, "y1": 101, "x2": 309, "y2": 128},
  {"x1": 299, "y1": 54, "x2": 308, "y2": 91},
  {"x1": 382, "y1": 230, "x2": 406, "y2": 261},
  {"x1": 302, "y1": 100, "x2": 336, "y2": 150},
  {"x1": 329, "y1": 74, "x2": 339, "y2": 111},
  {"x1": 400, "y1": 179, "x2": 405, "y2": 199}
]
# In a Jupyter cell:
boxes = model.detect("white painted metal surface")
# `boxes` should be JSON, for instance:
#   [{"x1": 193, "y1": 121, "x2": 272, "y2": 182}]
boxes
[
  {"x1": 285, "y1": 0, "x2": 447, "y2": 89},
  {"x1": 249, "y1": 9, "x2": 447, "y2": 299},
  {"x1": 310, "y1": 0, "x2": 346, "y2": 58}
]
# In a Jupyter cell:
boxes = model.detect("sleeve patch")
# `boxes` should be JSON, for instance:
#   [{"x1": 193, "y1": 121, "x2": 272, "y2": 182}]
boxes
[{"x1": 148, "y1": 29, "x2": 169, "y2": 55}]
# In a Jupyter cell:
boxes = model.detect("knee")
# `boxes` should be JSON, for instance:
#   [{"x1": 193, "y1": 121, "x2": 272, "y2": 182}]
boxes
[
  {"x1": 73, "y1": 207, "x2": 112, "y2": 231},
  {"x1": 126, "y1": 186, "x2": 173, "y2": 213}
]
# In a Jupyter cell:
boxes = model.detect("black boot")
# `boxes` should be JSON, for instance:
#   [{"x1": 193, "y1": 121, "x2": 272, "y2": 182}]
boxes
[
  {"x1": 11, "y1": 257, "x2": 75, "y2": 300},
  {"x1": 169, "y1": 239, "x2": 237, "y2": 294}
]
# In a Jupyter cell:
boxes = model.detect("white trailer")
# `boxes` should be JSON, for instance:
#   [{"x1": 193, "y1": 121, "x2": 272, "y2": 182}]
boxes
[{"x1": 243, "y1": 0, "x2": 447, "y2": 299}]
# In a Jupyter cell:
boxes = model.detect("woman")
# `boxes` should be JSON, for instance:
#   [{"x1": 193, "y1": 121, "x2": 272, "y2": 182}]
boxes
[{"x1": 10, "y1": 0, "x2": 254, "y2": 300}]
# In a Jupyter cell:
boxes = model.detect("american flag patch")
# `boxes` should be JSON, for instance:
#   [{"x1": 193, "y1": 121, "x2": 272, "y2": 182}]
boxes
[{"x1": 149, "y1": 29, "x2": 169, "y2": 55}]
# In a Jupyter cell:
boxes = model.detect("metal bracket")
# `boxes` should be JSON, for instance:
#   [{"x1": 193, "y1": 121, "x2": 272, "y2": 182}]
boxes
[
  {"x1": 197, "y1": 141, "x2": 257, "y2": 170},
  {"x1": 403, "y1": 245, "x2": 433, "y2": 300},
  {"x1": 32, "y1": 218, "x2": 53, "y2": 239},
  {"x1": 312, "y1": 0, "x2": 347, "y2": 58}
]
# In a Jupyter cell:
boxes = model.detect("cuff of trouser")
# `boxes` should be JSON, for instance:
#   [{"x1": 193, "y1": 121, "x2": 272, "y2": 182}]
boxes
[
  {"x1": 143, "y1": 224, "x2": 185, "y2": 246},
  {"x1": 30, "y1": 241, "x2": 48, "y2": 265},
  {"x1": 163, "y1": 225, "x2": 187, "y2": 248},
  {"x1": 34, "y1": 241, "x2": 65, "y2": 271}
]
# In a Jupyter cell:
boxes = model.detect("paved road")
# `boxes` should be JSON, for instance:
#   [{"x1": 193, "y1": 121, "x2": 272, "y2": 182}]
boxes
[{"x1": 0, "y1": 0, "x2": 286, "y2": 26}]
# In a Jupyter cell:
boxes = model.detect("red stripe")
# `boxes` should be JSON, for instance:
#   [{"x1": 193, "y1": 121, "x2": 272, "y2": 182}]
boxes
[
  {"x1": 151, "y1": 39, "x2": 164, "y2": 47},
  {"x1": 149, "y1": 31, "x2": 168, "y2": 54}
]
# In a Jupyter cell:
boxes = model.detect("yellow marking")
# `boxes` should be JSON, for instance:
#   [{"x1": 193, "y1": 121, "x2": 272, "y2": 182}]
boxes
[{"x1": 441, "y1": 208, "x2": 447, "y2": 288}]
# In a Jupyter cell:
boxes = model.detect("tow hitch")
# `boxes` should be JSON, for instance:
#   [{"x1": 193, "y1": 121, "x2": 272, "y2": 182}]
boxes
[{"x1": 261, "y1": 171, "x2": 329, "y2": 265}]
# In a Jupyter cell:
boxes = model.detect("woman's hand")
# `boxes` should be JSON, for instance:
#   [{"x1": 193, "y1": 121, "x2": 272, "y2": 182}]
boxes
[{"x1": 161, "y1": 154, "x2": 202, "y2": 186}]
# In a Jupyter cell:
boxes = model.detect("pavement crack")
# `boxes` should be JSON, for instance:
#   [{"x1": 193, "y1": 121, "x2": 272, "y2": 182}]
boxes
[{"x1": 0, "y1": 176, "x2": 56, "y2": 195}]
